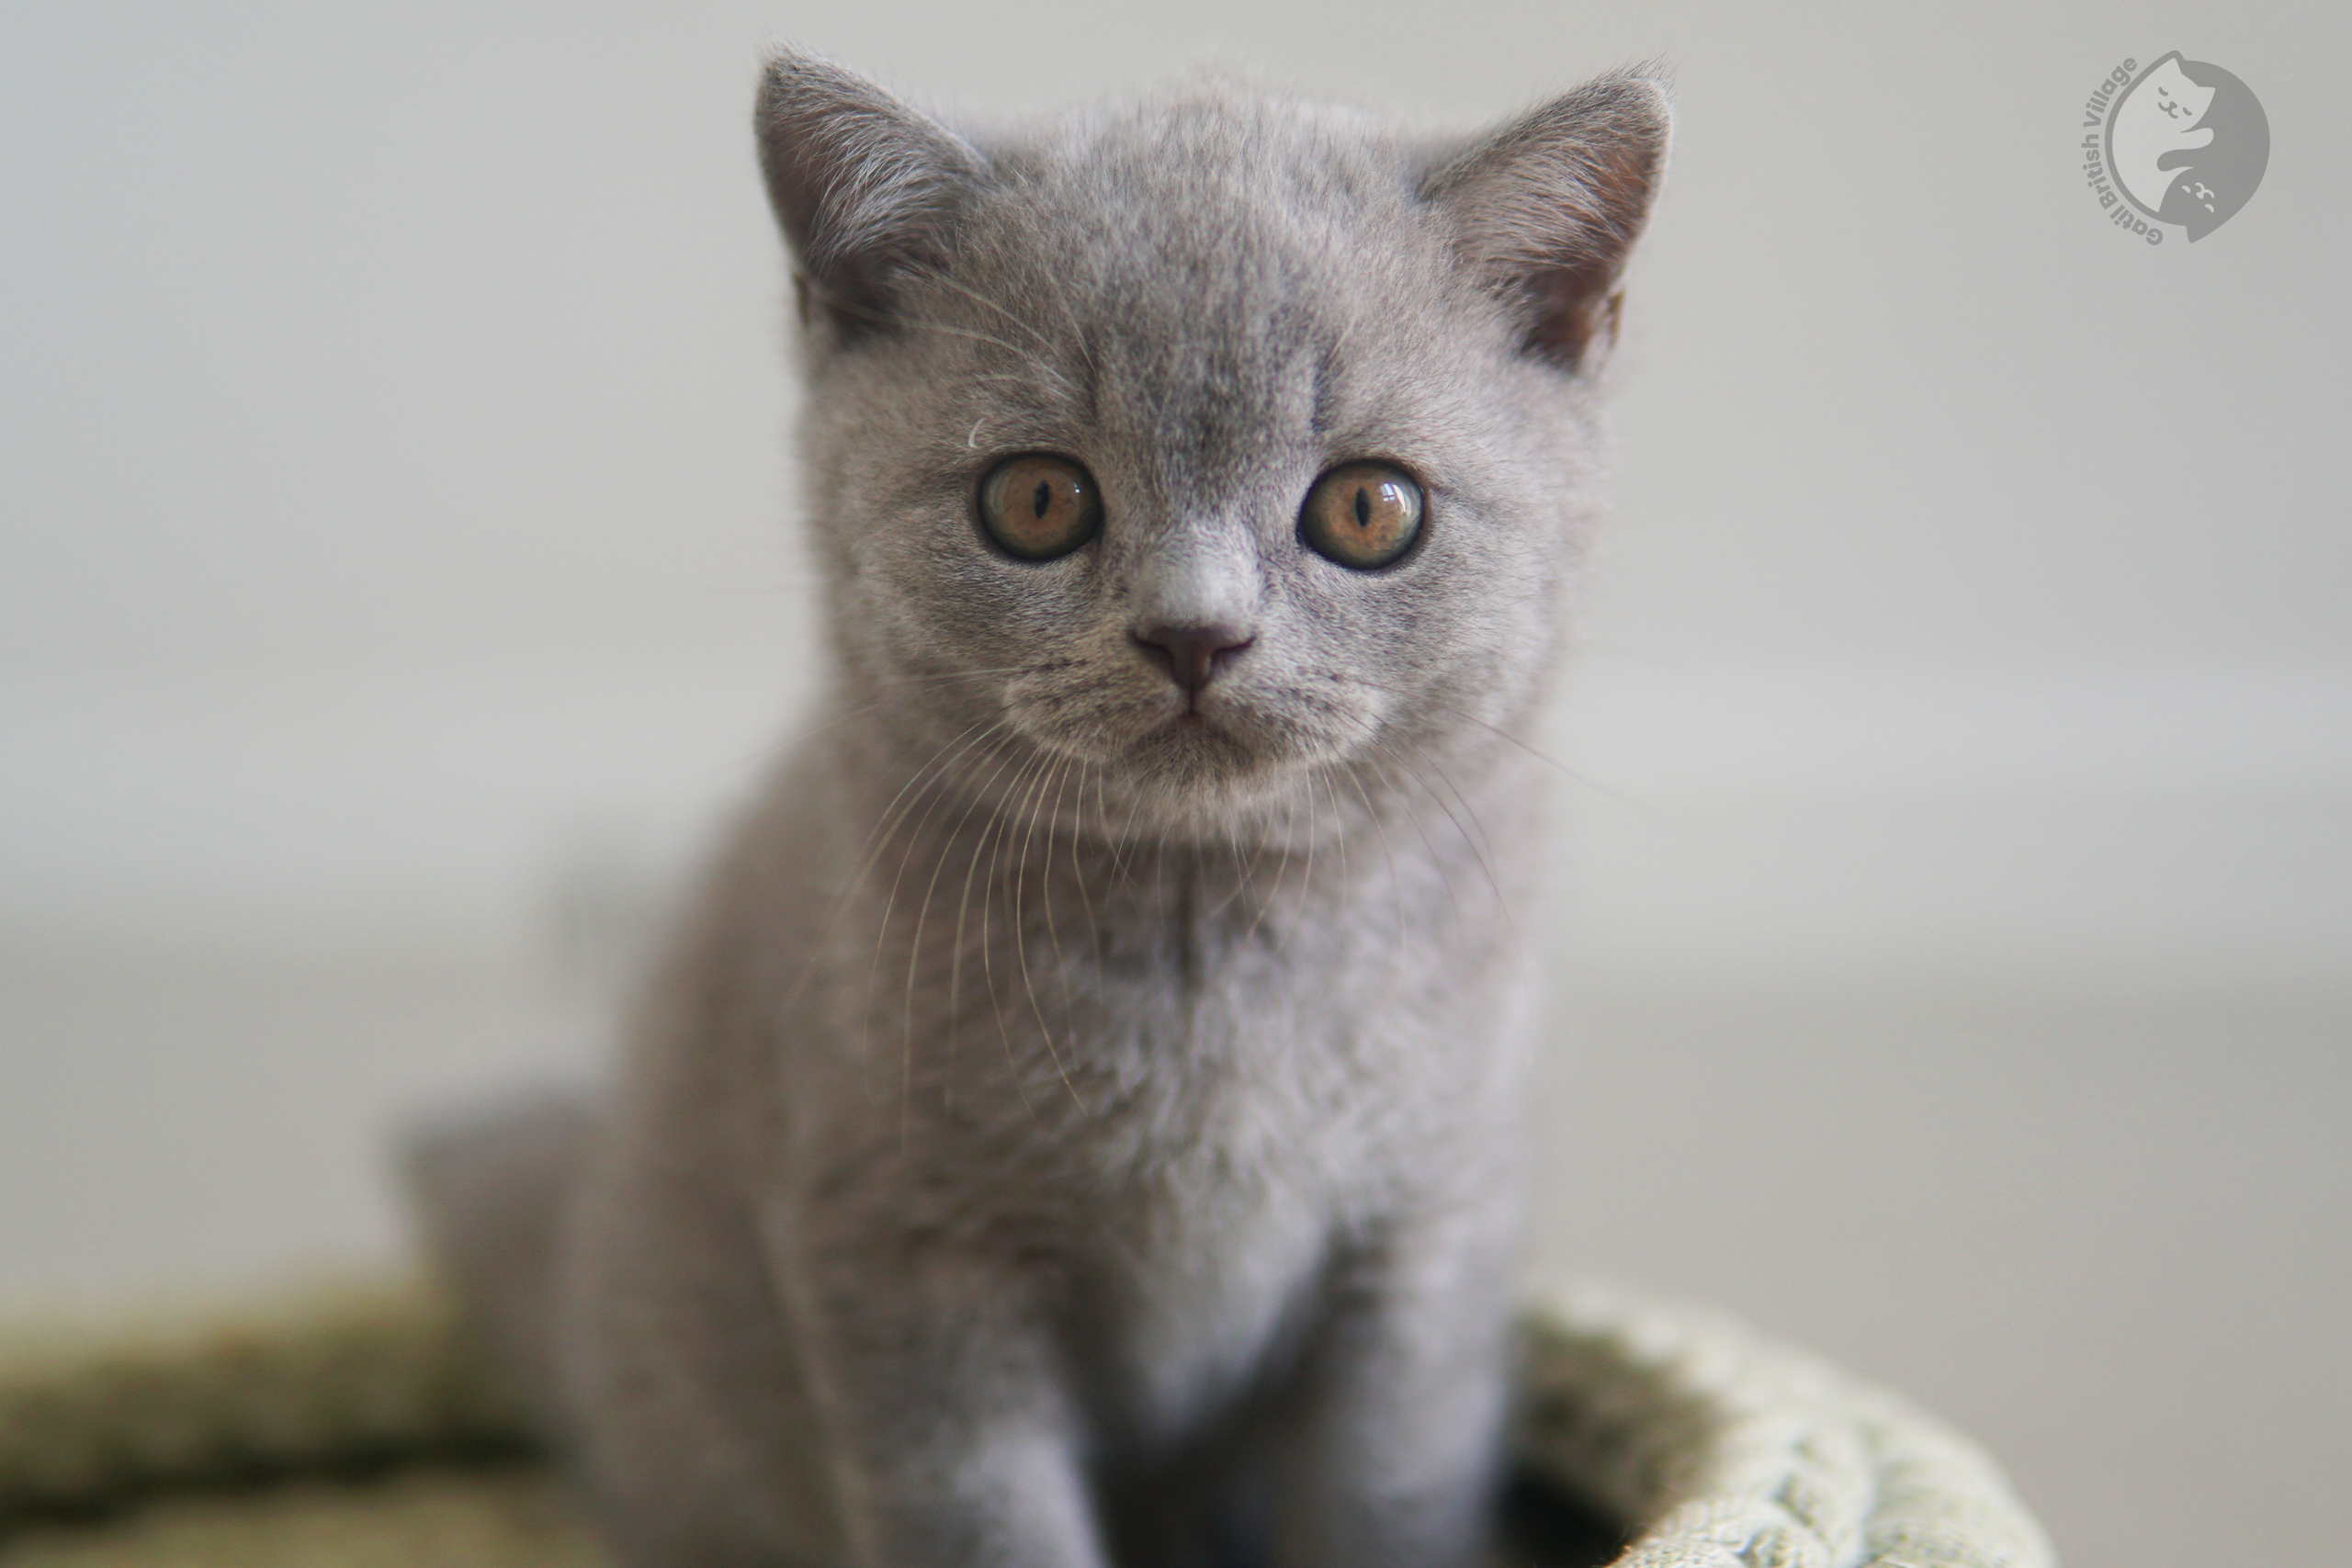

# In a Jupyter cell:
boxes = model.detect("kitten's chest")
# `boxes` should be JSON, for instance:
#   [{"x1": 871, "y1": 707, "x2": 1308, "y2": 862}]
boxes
[
  {"x1": 849, "y1": 817, "x2": 1523, "y2": 1211},
  {"x1": 1036, "y1": 921, "x2": 1485, "y2": 1438},
  {"x1": 1088, "y1": 1168, "x2": 1330, "y2": 1445},
  {"x1": 807, "y1": 807, "x2": 1527, "y2": 1424},
  {"x1": 1062, "y1": 1045, "x2": 1360, "y2": 1444}
]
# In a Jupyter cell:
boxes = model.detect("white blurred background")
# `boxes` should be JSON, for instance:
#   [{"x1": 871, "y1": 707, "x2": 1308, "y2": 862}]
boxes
[{"x1": 3, "y1": 1, "x2": 2346, "y2": 1562}]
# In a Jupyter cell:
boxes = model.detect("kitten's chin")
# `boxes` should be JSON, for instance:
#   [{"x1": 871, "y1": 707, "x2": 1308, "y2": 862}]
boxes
[
  {"x1": 1124, "y1": 715, "x2": 1279, "y2": 784},
  {"x1": 1091, "y1": 719, "x2": 1363, "y2": 834}
]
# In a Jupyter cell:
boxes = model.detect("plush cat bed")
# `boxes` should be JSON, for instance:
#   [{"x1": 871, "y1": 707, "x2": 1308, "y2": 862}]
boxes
[{"x1": 0, "y1": 1275, "x2": 2051, "y2": 1568}]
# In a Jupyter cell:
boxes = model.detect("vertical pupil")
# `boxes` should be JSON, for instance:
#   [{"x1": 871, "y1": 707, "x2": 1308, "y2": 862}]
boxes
[
  {"x1": 1031, "y1": 480, "x2": 1052, "y2": 521},
  {"x1": 1352, "y1": 487, "x2": 1372, "y2": 529}
]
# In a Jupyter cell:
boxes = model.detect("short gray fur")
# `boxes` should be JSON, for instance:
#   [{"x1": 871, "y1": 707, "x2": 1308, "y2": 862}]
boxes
[{"x1": 412, "y1": 49, "x2": 1670, "y2": 1568}]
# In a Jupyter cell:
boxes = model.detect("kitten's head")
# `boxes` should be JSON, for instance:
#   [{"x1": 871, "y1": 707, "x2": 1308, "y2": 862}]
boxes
[{"x1": 758, "y1": 52, "x2": 1668, "y2": 837}]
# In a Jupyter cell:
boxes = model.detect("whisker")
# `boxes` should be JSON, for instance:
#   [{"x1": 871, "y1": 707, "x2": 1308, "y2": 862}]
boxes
[
  {"x1": 950, "y1": 741, "x2": 1044, "y2": 1118},
  {"x1": 800, "y1": 271, "x2": 1046, "y2": 362},
  {"x1": 1411, "y1": 748, "x2": 1499, "y2": 869},
  {"x1": 1368, "y1": 755, "x2": 1464, "y2": 931},
  {"x1": 977, "y1": 750, "x2": 1054, "y2": 1116},
  {"x1": 1374, "y1": 742, "x2": 1511, "y2": 939},
  {"x1": 730, "y1": 665, "x2": 1033, "y2": 775},
  {"x1": 1036, "y1": 755, "x2": 1091, "y2": 1044},
  {"x1": 1075, "y1": 762, "x2": 1109, "y2": 966},
  {"x1": 1320, "y1": 670, "x2": 1638, "y2": 809},
  {"x1": 922, "y1": 272, "x2": 1062, "y2": 360},
  {"x1": 783, "y1": 711, "x2": 1003, "y2": 1010},
  {"x1": 1297, "y1": 757, "x2": 1319, "y2": 922},
  {"x1": 1413, "y1": 750, "x2": 1517, "y2": 940},
  {"x1": 1197, "y1": 796, "x2": 1278, "y2": 929},
  {"x1": 1340, "y1": 762, "x2": 1409, "y2": 949},
  {"x1": 862, "y1": 718, "x2": 1013, "y2": 1053},
  {"x1": 1104, "y1": 767, "x2": 1148, "y2": 891},
  {"x1": 898, "y1": 750, "x2": 999, "y2": 1128},
  {"x1": 1009, "y1": 750, "x2": 1083, "y2": 1111},
  {"x1": 1238, "y1": 795, "x2": 1294, "y2": 950},
  {"x1": 1021, "y1": 747, "x2": 1091, "y2": 1104},
  {"x1": 877, "y1": 726, "x2": 1020, "y2": 1142},
  {"x1": 1321, "y1": 768, "x2": 1351, "y2": 899}
]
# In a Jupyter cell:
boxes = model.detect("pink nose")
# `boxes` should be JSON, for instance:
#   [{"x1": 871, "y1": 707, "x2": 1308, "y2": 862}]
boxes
[{"x1": 1130, "y1": 622, "x2": 1254, "y2": 696}]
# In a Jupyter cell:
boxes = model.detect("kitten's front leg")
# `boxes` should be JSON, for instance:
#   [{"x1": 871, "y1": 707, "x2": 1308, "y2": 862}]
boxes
[
  {"x1": 786, "y1": 1239, "x2": 1109, "y2": 1568},
  {"x1": 1273, "y1": 1213, "x2": 1517, "y2": 1568}
]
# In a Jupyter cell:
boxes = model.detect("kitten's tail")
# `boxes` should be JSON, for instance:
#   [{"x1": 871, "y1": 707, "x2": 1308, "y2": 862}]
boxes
[{"x1": 401, "y1": 1086, "x2": 600, "y2": 1437}]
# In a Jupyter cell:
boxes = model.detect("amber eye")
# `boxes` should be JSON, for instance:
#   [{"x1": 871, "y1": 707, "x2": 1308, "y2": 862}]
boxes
[
  {"x1": 978, "y1": 454, "x2": 1102, "y2": 560},
  {"x1": 1299, "y1": 462, "x2": 1424, "y2": 570}
]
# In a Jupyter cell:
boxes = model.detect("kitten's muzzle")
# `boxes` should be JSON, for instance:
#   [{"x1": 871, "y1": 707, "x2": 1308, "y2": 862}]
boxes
[{"x1": 1129, "y1": 621, "x2": 1255, "y2": 704}]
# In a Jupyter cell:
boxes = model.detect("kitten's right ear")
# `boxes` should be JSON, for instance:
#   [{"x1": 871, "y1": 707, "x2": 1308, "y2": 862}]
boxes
[{"x1": 755, "y1": 51, "x2": 987, "y2": 343}]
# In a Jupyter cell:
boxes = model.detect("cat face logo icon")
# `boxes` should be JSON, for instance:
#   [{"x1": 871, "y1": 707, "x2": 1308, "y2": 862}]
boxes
[{"x1": 2104, "y1": 53, "x2": 2269, "y2": 241}]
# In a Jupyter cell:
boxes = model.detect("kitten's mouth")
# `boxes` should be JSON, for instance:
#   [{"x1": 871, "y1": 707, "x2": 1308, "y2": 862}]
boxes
[
  {"x1": 1145, "y1": 706, "x2": 1234, "y2": 751},
  {"x1": 1121, "y1": 697, "x2": 1250, "y2": 755},
  {"x1": 1150, "y1": 694, "x2": 1256, "y2": 750},
  {"x1": 1001, "y1": 666, "x2": 1374, "y2": 796}
]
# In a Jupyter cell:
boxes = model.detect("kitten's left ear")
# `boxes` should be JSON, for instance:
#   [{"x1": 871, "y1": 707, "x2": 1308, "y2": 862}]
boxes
[{"x1": 1421, "y1": 66, "x2": 1673, "y2": 372}]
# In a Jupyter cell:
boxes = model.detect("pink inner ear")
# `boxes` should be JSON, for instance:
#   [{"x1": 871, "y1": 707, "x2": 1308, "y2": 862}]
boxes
[
  {"x1": 1519, "y1": 133, "x2": 1663, "y2": 368},
  {"x1": 1523, "y1": 265, "x2": 1622, "y2": 367}
]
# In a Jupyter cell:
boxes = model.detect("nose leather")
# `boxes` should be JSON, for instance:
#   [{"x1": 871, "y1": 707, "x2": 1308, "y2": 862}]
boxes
[{"x1": 1130, "y1": 623, "x2": 1254, "y2": 696}]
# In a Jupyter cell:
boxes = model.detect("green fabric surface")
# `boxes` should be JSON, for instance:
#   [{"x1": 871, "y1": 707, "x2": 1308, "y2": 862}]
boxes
[
  {"x1": 1, "y1": 1467, "x2": 605, "y2": 1568},
  {"x1": 0, "y1": 1276, "x2": 2051, "y2": 1568},
  {"x1": 0, "y1": 1277, "x2": 581, "y2": 1565}
]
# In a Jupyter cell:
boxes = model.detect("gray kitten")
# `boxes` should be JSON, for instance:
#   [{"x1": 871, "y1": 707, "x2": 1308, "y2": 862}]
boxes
[{"x1": 412, "y1": 48, "x2": 1668, "y2": 1568}]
